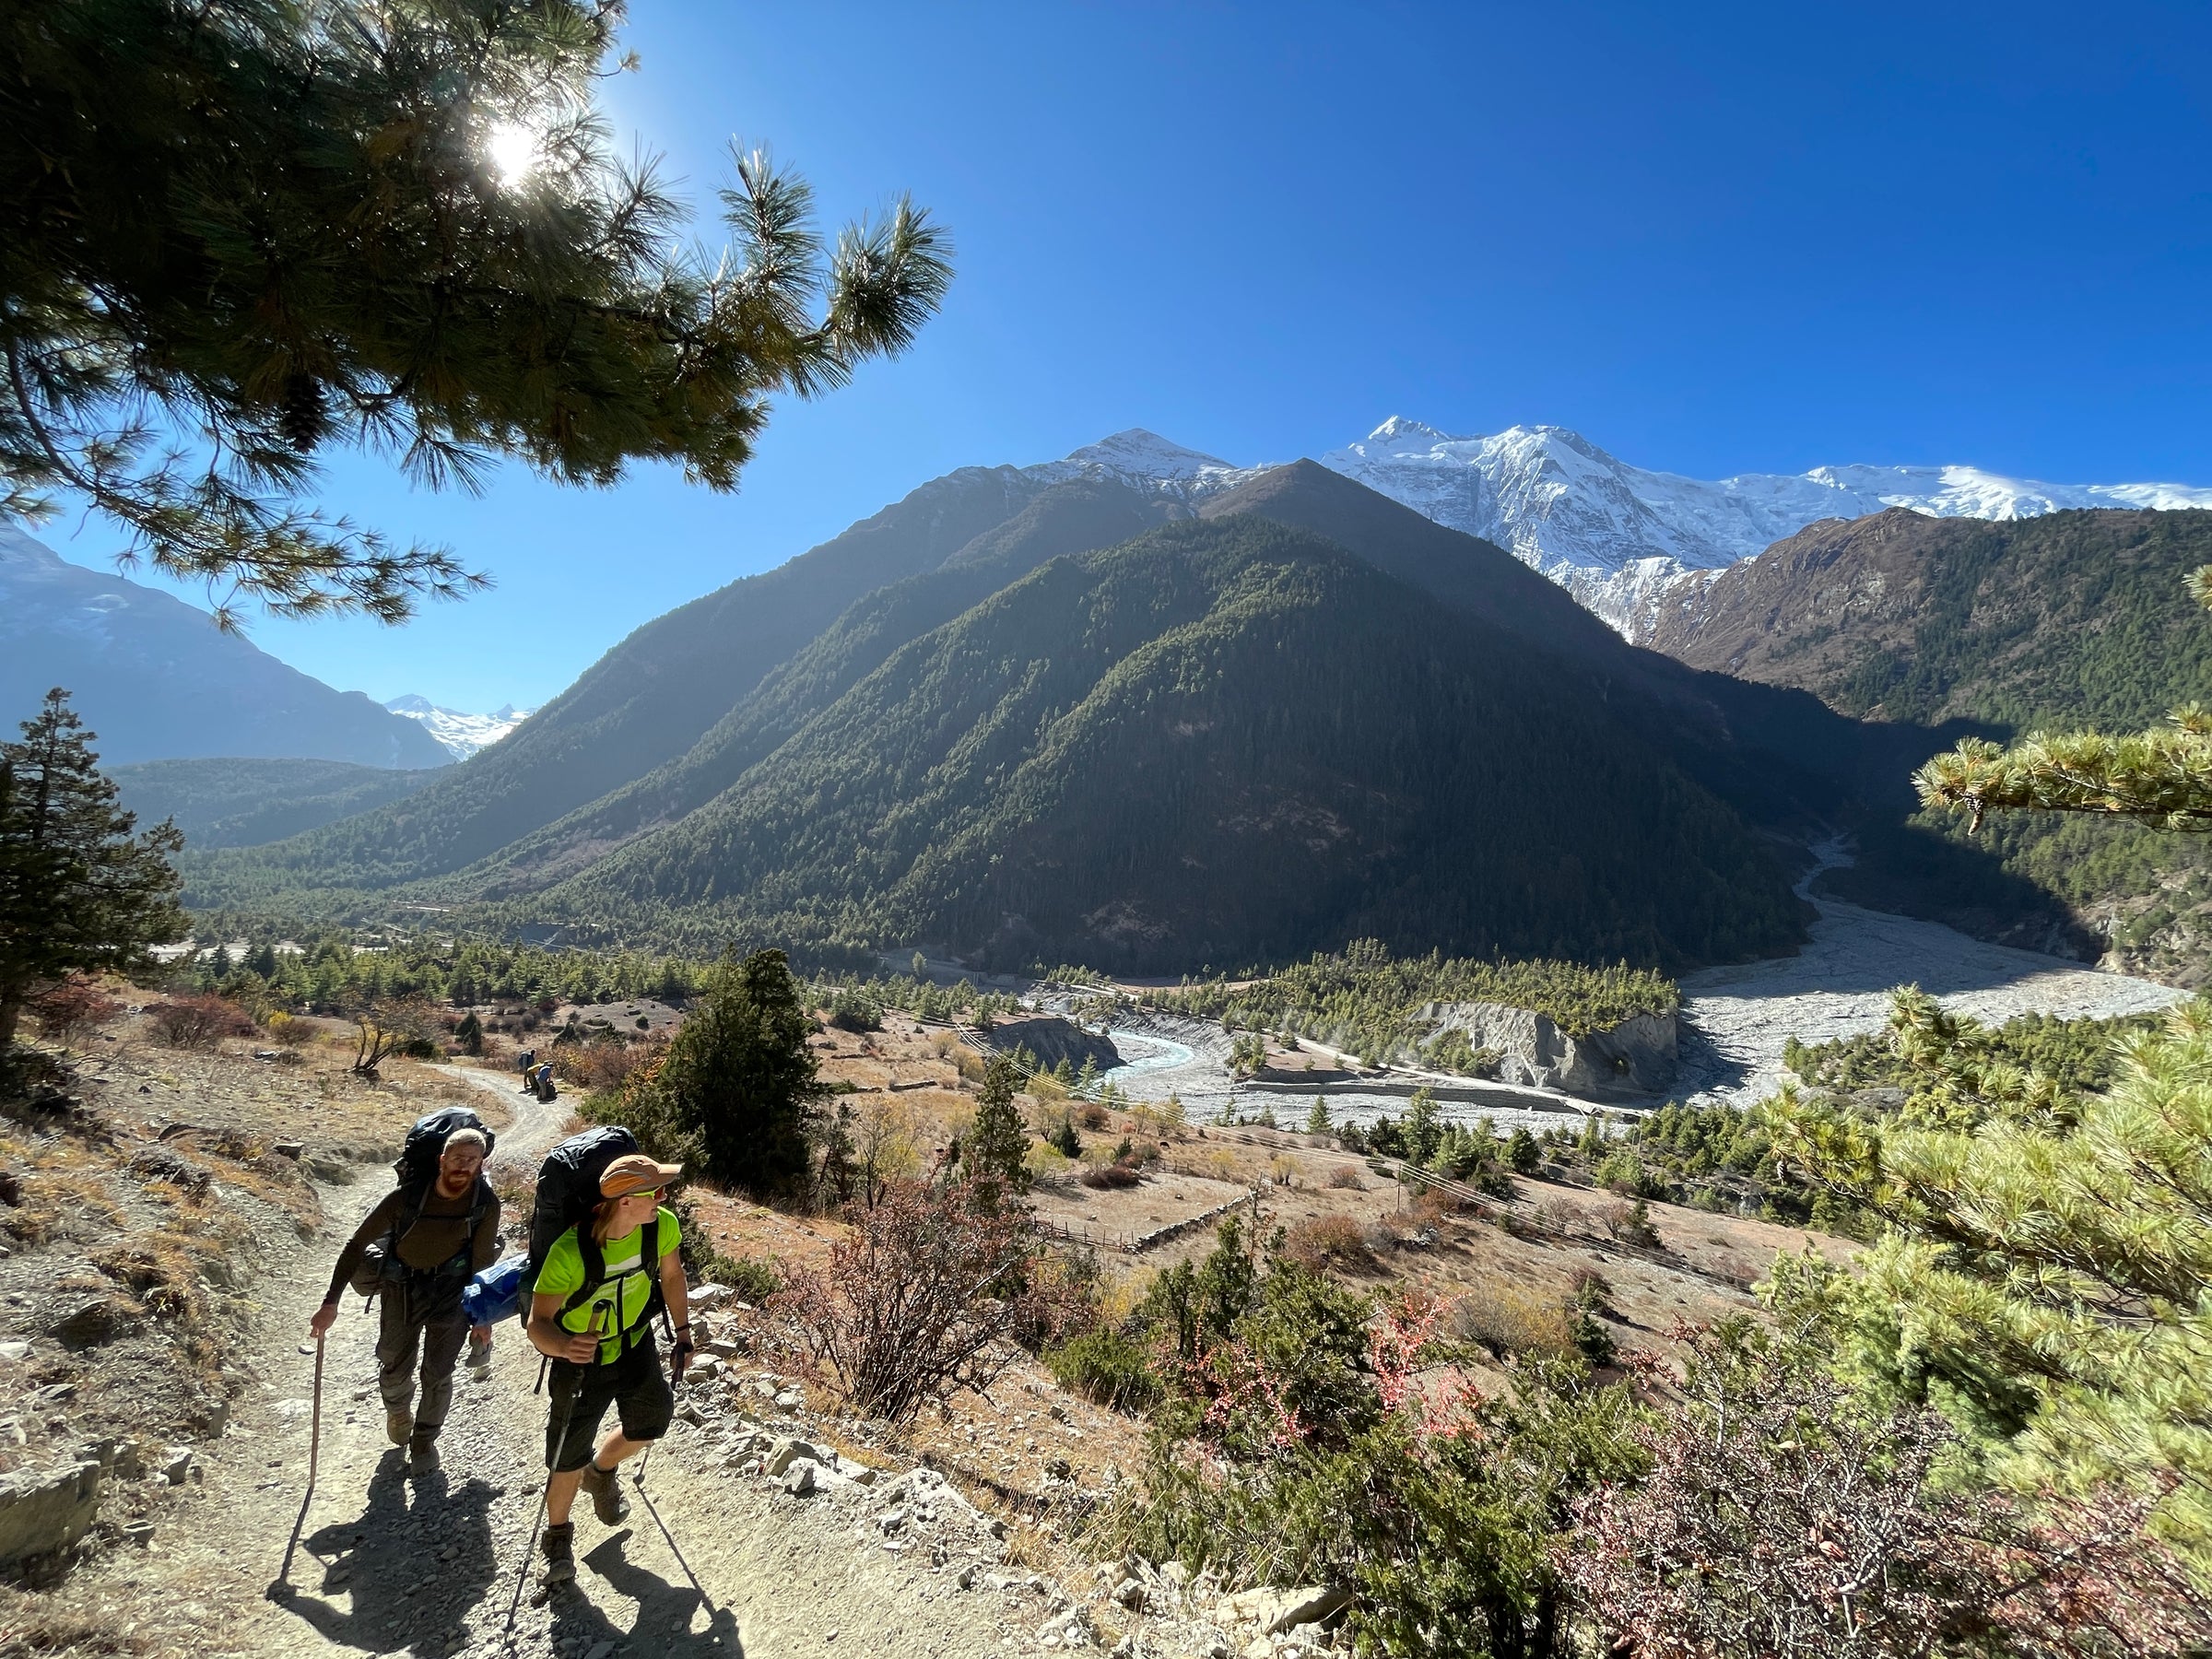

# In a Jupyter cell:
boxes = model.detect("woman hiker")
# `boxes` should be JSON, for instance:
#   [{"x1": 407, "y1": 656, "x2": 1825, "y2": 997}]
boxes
[
  {"x1": 528, "y1": 1153, "x2": 693, "y2": 1584},
  {"x1": 310, "y1": 1128, "x2": 500, "y2": 1475}
]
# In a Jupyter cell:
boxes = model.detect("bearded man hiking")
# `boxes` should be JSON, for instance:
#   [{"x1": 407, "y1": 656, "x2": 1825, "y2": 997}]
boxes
[
  {"x1": 527, "y1": 1152, "x2": 693, "y2": 1585},
  {"x1": 312, "y1": 1112, "x2": 500, "y2": 1476}
]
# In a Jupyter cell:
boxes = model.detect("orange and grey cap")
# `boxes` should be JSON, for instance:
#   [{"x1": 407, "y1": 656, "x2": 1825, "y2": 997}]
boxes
[{"x1": 599, "y1": 1153, "x2": 683, "y2": 1199}]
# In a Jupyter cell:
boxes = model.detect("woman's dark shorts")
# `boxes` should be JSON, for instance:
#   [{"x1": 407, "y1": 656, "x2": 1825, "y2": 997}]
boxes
[{"x1": 546, "y1": 1335, "x2": 672, "y2": 1472}]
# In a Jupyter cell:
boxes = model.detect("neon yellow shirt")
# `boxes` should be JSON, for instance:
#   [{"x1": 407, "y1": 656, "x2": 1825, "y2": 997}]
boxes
[{"x1": 534, "y1": 1206, "x2": 681, "y2": 1363}]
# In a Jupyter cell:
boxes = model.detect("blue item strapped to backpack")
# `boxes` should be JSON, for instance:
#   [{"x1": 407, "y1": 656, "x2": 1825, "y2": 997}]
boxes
[{"x1": 462, "y1": 1253, "x2": 528, "y2": 1326}]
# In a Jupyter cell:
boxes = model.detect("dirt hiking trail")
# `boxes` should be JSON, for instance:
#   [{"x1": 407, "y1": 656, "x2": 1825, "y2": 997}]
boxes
[{"x1": 37, "y1": 1065, "x2": 1030, "y2": 1659}]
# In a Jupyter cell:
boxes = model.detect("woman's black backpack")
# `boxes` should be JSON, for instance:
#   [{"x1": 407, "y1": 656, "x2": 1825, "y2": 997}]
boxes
[{"x1": 520, "y1": 1125, "x2": 664, "y2": 1334}]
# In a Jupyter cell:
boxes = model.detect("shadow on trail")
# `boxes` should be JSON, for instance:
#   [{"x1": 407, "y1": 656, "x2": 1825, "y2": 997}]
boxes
[
  {"x1": 548, "y1": 1532, "x2": 743, "y2": 1654},
  {"x1": 275, "y1": 1449, "x2": 502, "y2": 1654}
]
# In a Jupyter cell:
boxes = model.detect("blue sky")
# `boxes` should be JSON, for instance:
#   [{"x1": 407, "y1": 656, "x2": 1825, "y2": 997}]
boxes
[{"x1": 40, "y1": 0, "x2": 2212, "y2": 712}]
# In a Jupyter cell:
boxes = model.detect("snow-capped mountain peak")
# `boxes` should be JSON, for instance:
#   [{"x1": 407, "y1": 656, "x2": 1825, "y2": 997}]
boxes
[
  {"x1": 384, "y1": 695, "x2": 534, "y2": 760},
  {"x1": 1319, "y1": 419, "x2": 2212, "y2": 635},
  {"x1": 1062, "y1": 428, "x2": 1236, "y2": 479},
  {"x1": 1025, "y1": 429, "x2": 1266, "y2": 501}
]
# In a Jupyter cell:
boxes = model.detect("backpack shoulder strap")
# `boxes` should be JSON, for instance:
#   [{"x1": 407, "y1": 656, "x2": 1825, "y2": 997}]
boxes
[{"x1": 558, "y1": 1225, "x2": 606, "y2": 1319}]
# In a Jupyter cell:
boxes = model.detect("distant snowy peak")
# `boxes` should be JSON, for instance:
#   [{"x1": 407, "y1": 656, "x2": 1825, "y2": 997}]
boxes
[
  {"x1": 1027, "y1": 428, "x2": 1263, "y2": 499},
  {"x1": 384, "y1": 695, "x2": 534, "y2": 760},
  {"x1": 1321, "y1": 418, "x2": 2212, "y2": 635}
]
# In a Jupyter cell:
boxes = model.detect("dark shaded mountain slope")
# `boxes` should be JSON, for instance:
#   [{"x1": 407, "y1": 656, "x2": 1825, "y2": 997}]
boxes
[
  {"x1": 1641, "y1": 506, "x2": 2212, "y2": 975},
  {"x1": 524, "y1": 518, "x2": 1806, "y2": 972},
  {"x1": 0, "y1": 529, "x2": 449, "y2": 768},
  {"x1": 434, "y1": 465, "x2": 1859, "y2": 908},
  {"x1": 112, "y1": 758, "x2": 446, "y2": 849}
]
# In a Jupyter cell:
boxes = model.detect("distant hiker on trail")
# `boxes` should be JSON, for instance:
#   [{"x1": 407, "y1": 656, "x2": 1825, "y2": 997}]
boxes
[
  {"x1": 534, "y1": 1062, "x2": 557, "y2": 1102},
  {"x1": 311, "y1": 1112, "x2": 500, "y2": 1477},
  {"x1": 527, "y1": 1152, "x2": 691, "y2": 1585},
  {"x1": 517, "y1": 1048, "x2": 537, "y2": 1091}
]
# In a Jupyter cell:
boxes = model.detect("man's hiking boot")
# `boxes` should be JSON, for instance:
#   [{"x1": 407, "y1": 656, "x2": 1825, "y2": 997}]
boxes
[
  {"x1": 539, "y1": 1522, "x2": 576, "y2": 1585},
  {"x1": 384, "y1": 1405, "x2": 414, "y2": 1447},
  {"x1": 407, "y1": 1432, "x2": 440, "y2": 1477},
  {"x1": 580, "y1": 1460, "x2": 630, "y2": 1525}
]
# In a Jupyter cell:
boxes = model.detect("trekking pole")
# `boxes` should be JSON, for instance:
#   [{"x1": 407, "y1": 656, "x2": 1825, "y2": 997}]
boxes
[
  {"x1": 500, "y1": 1311, "x2": 600, "y2": 1646},
  {"x1": 266, "y1": 1333, "x2": 324, "y2": 1597},
  {"x1": 623, "y1": 1328, "x2": 719, "y2": 1619}
]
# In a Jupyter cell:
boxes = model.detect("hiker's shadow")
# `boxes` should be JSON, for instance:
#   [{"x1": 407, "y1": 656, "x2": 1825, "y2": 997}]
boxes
[
  {"x1": 552, "y1": 1531, "x2": 743, "y2": 1654},
  {"x1": 276, "y1": 1451, "x2": 500, "y2": 1653}
]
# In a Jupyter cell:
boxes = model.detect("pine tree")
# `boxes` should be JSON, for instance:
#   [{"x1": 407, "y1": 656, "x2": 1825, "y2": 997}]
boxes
[
  {"x1": 1404, "y1": 1087, "x2": 1443, "y2": 1165},
  {"x1": 0, "y1": 689, "x2": 184, "y2": 1052},
  {"x1": 613, "y1": 947, "x2": 825, "y2": 1197},
  {"x1": 966, "y1": 1052, "x2": 1030, "y2": 1203},
  {"x1": 1917, "y1": 565, "x2": 2212, "y2": 830},
  {"x1": 1306, "y1": 1094, "x2": 1333, "y2": 1136},
  {"x1": 0, "y1": 1, "x2": 951, "y2": 624},
  {"x1": 1771, "y1": 564, "x2": 2212, "y2": 1573}
]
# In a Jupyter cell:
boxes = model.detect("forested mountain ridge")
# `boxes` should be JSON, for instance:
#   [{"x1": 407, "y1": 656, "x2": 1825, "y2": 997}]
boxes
[
  {"x1": 111, "y1": 758, "x2": 446, "y2": 849},
  {"x1": 1641, "y1": 507, "x2": 2212, "y2": 979},
  {"x1": 510, "y1": 516, "x2": 1806, "y2": 971},
  {"x1": 1643, "y1": 507, "x2": 2212, "y2": 729}
]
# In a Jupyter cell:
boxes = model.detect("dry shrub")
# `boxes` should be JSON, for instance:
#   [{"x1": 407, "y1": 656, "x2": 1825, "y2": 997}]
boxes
[
  {"x1": 1269, "y1": 1154, "x2": 1302, "y2": 1186},
  {"x1": 1449, "y1": 1280, "x2": 1575, "y2": 1359},
  {"x1": 1564, "y1": 1329, "x2": 2212, "y2": 1658},
  {"x1": 1079, "y1": 1161, "x2": 1142, "y2": 1189},
  {"x1": 771, "y1": 1177, "x2": 1059, "y2": 1426},
  {"x1": 145, "y1": 994, "x2": 253, "y2": 1050},
  {"x1": 1412, "y1": 1186, "x2": 1465, "y2": 1223},
  {"x1": 1532, "y1": 1195, "x2": 1582, "y2": 1236},
  {"x1": 1075, "y1": 1101, "x2": 1112, "y2": 1130},
  {"x1": 1325, "y1": 1165, "x2": 1365, "y2": 1190},
  {"x1": 1361, "y1": 1220, "x2": 1399, "y2": 1255},
  {"x1": 29, "y1": 978, "x2": 120, "y2": 1041},
  {"x1": 1284, "y1": 1213, "x2": 1378, "y2": 1275},
  {"x1": 93, "y1": 1235, "x2": 212, "y2": 1327},
  {"x1": 556, "y1": 1037, "x2": 664, "y2": 1092},
  {"x1": 262, "y1": 1009, "x2": 316, "y2": 1047}
]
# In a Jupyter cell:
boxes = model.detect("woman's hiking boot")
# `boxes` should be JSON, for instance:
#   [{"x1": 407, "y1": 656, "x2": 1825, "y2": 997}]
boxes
[
  {"x1": 579, "y1": 1460, "x2": 629, "y2": 1525},
  {"x1": 385, "y1": 1405, "x2": 414, "y2": 1447},
  {"x1": 539, "y1": 1522, "x2": 576, "y2": 1585},
  {"x1": 407, "y1": 1431, "x2": 440, "y2": 1477}
]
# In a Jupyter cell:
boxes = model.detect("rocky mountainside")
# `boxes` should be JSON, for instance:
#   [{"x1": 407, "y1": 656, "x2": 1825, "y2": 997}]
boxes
[
  {"x1": 1641, "y1": 507, "x2": 2212, "y2": 730},
  {"x1": 382, "y1": 695, "x2": 535, "y2": 759},
  {"x1": 0, "y1": 527, "x2": 452, "y2": 769},
  {"x1": 1320, "y1": 418, "x2": 2212, "y2": 633}
]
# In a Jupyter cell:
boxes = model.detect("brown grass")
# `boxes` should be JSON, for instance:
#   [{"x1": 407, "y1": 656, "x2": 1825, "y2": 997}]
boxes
[
  {"x1": 1449, "y1": 1280, "x2": 1576, "y2": 1359},
  {"x1": 1282, "y1": 1213, "x2": 1378, "y2": 1275}
]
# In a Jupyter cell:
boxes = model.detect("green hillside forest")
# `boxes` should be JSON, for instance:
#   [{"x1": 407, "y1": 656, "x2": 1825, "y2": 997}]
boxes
[
  {"x1": 1648, "y1": 507, "x2": 2212, "y2": 979},
  {"x1": 516, "y1": 518, "x2": 1806, "y2": 971},
  {"x1": 1147, "y1": 939, "x2": 1678, "y2": 1068}
]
